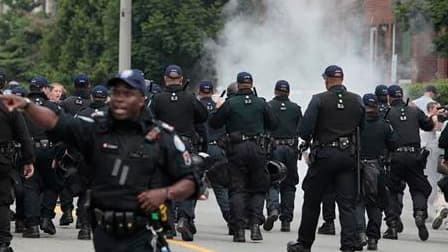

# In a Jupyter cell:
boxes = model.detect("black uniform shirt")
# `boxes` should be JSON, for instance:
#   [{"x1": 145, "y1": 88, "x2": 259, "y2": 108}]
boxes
[
  {"x1": 209, "y1": 89, "x2": 278, "y2": 135},
  {"x1": 360, "y1": 112, "x2": 397, "y2": 159},
  {"x1": 268, "y1": 96, "x2": 302, "y2": 139},
  {"x1": 0, "y1": 103, "x2": 34, "y2": 165},
  {"x1": 61, "y1": 90, "x2": 91, "y2": 116},
  {"x1": 299, "y1": 85, "x2": 364, "y2": 143},
  {"x1": 49, "y1": 110, "x2": 196, "y2": 211}
]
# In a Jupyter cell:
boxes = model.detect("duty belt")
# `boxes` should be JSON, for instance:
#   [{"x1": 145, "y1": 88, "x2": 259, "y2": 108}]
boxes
[
  {"x1": 241, "y1": 135, "x2": 258, "y2": 141},
  {"x1": 320, "y1": 137, "x2": 352, "y2": 150},
  {"x1": 395, "y1": 146, "x2": 419, "y2": 153},
  {"x1": 93, "y1": 208, "x2": 148, "y2": 236},
  {"x1": 274, "y1": 138, "x2": 297, "y2": 146},
  {"x1": 34, "y1": 139, "x2": 53, "y2": 149}
]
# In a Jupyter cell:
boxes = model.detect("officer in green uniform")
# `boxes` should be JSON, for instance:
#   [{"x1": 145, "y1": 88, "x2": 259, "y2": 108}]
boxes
[
  {"x1": 264, "y1": 80, "x2": 302, "y2": 233},
  {"x1": 209, "y1": 72, "x2": 278, "y2": 243}
]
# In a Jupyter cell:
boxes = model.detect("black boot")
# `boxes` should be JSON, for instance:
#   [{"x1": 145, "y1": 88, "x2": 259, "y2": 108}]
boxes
[
  {"x1": 382, "y1": 221, "x2": 397, "y2": 240},
  {"x1": 0, "y1": 244, "x2": 13, "y2": 252},
  {"x1": 317, "y1": 221, "x2": 335, "y2": 235},
  {"x1": 22, "y1": 225, "x2": 40, "y2": 238},
  {"x1": 59, "y1": 210, "x2": 73, "y2": 226},
  {"x1": 227, "y1": 223, "x2": 234, "y2": 236},
  {"x1": 281, "y1": 221, "x2": 291, "y2": 232},
  {"x1": 190, "y1": 220, "x2": 197, "y2": 234},
  {"x1": 286, "y1": 241, "x2": 311, "y2": 252},
  {"x1": 77, "y1": 225, "x2": 91, "y2": 240},
  {"x1": 397, "y1": 217, "x2": 404, "y2": 233},
  {"x1": 233, "y1": 229, "x2": 245, "y2": 242},
  {"x1": 415, "y1": 211, "x2": 429, "y2": 241},
  {"x1": 367, "y1": 238, "x2": 377, "y2": 250},
  {"x1": 14, "y1": 219, "x2": 25, "y2": 233},
  {"x1": 40, "y1": 218, "x2": 56, "y2": 235},
  {"x1": 250, "y1": 224, "x2": 262, "y2": 241},
  {"x1": 263, "y1": 209, "x2": 279, "y2": 231},
  {"x1": 177, "y1": 217, "x2": 193, "y2": 241}
]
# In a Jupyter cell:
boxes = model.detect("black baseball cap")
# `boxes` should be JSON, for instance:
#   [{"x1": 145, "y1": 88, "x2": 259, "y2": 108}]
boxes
[
  {"x1": 362, "y1": 93, "x2": 378, "y2": 107},
  {"x1": 30, "y1": 76, "x2": 49, "y2": 89},
  {"x1": 236, "y1": 72, "x2": 253, "y2": 84},
  {"x1": 107, "y1": 69, "x2": 147, "y2": 95},
  {"x1": 91, "y1": 85, "x2": 108, "y2": 99},
  {"x1": 275, "y1": 80, "x2": 290, "y2": 93},
  {"x1": 375, "y1": 84, "x2": 388, "y2": 97},
  {"x1": 74, "y1": 74, "x2": 90, "y2": 87},
  {"x1": 164, "y1": 65, "x2": 183, "y2": 79},
  {"x1": 322, "y1": 65, "x2": 344, "y2": 79},
  {"x1": 199, "y1": 80, "x2": 213, "y2": 94},
  {"x1": 387, "y1": 85, "x2": 403, "y2": 98}
]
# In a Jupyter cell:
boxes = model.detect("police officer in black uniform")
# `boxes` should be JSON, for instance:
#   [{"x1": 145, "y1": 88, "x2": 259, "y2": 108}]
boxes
[
  {"x1": 66, "y1": 85, "x2": 109, "y2": 240},
  {"x1": 209, "y1": 72, "x2": 278, "y2": 243},
  {"x1": 354, "y1": 94, "x2": 397, "y2": 251},
  {"x1": 0, "y1": 69, "x2": 199, "y2": 252},
  {"x1": 197, "y1": 80, "x2": 231, "y2": 225},
  {"x1": 22, "y1": 76, "x2": 63, "y2": 238},
  {"x1": 0, "y1": 71, "x2": 34, "y2": 252},
  {"x1": 287, "y1": 65, "x2": 364, "y2": 252},
  {"x1": 383, "y1": 85, "x2": 435, "y2": 241},
  {"x1": 150, "y1": 65, "x2": 208, "y2": 241},
  {"x1": 264, "y1": 80, "x2": 302, "y2": 233},
  {"x1": 58, "y1": 74, "x2": 92, "y2": 226},
  {"x1": 374, "y1": 85, "x2": 390, "y2": 117}
]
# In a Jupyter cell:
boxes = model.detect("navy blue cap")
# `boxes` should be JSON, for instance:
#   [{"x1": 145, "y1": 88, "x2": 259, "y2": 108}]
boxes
[
  {"x1": 199, "y1": 80, "x2": 214, "y2": 94},
  {"x1": 30, "y1": 76, "x2": 49, "y2": 88},
  {"x1": 322, "y1": 65, "x2": 344, "y2": 78},
  {"x1": 275, "y1": 80, "x2": 290, "y2": 93},
  {"x1": 362, "y1": 93, "x2": 378, "y2": 107},
  {"x1": 12, "y1": 87, "x2": 27, "y2": 97},
  {"x1": 107, "y1": 69, "x2": 146, "y2": 95},
  {"x1": 91, "y1": 85, "x2": 108, "y2": 99},
  {"x1": 387, "y1": 85, "x2": 403, "y2": 98},
  {"x1": 237, "y1": 72, "x2": 253, "y2": 84},
  {"x1": 375, "y1": 84, "x2": 388, "y2": 97},
  {"x1": 164, "y1": 65, "x2": 183, "y2": 78},
  {"x1": 74, "y1": 74, "x2": 90, "y2": 87}
]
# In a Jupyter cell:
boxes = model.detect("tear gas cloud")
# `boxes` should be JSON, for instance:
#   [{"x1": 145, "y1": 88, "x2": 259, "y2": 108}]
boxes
[{"x1": 205, "y1": 0, "x2": 381, "y2": 106}]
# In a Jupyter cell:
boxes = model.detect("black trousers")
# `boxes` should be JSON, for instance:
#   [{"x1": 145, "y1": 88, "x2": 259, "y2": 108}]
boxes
[
  {"x1": 388, "y1": 152, "x2": 432, "y2": 220},
  {"x1": 298, "y1": 147, "x2": 357, "y2": 251},
  {"x1": 266, "y1": 145, "x2": 299, "y2": 222},
  {"x1": 355, "y1": 201, "x2": 382, "y2": 240},
  {"x1": 322, "y1": 189, "x2": 336, "y2": 222},
  {"x1": 93, "y1": 227, "x2": 152, "y2": 252},
  {"x1": 227, "y1": 141, "x2": 269, "y2": 230},
  {"x1": 0, "y1": 175, "x2": 12, "y2": 245}
]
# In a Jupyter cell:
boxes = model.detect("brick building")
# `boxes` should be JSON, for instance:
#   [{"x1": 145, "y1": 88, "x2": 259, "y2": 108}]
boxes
[{"x1": 360, "y1": 0, "x2": 448, "y2": 83}]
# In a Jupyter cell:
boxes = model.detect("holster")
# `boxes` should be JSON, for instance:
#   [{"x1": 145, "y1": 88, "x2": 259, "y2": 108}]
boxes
[
  {"x1": 92, "y1": 208, "x2": 147, "y2": 237},
  {"x1": 417, "y1": 147, "x2": 430, "y2": 169}
]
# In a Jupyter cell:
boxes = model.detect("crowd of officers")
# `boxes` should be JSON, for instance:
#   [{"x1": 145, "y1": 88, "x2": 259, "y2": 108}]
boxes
[{"x1": 0, "y1": 64, "x2": 447, "y2": 252}]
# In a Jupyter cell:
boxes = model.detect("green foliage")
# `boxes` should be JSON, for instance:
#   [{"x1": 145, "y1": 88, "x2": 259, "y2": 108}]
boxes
[
  {"x1": 404, "y1": 79, "x2": 448, "y2": 105},
  {"x1": 394, "y1": 0, "x2": 448, "y2": 56}
]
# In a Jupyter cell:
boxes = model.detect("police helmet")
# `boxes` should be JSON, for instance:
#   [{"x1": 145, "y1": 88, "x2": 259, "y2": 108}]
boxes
[{"x1": 266, "y1": 160, "x2": 287, "y2": 184}]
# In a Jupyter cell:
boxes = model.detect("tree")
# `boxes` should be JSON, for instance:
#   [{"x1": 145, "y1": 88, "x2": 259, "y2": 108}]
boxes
[
  {"x1": 394, "y1": 0, "x2": 448, "y2": 56},
  {"x1": 0, "y1": 0, "x2": 47, "y2": 82}
]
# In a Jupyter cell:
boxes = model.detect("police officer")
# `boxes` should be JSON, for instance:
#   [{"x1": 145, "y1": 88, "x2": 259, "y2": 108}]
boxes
[
  {"x1": 59, "y1": 73, "x2": 92, "y2": 226},
  {"x1": 374, "y1": 85, "x2": 390, "y2": 117},
  {"x1": 287, "y1": 65, "x2": 364, "y2": 252},
  {"x1": 264, "y1": 80, "x2": 302, "y2": 232},
  {"x1": 209, "y1": 72, "x2": 278, "y2": 242},
  {"x1": 0, "y1": 69, "x2": 199, "y2": 252},
  {"x1": 22, "y1": 76, "x2": 63, "y2": 238},
  {"x1": 197, "y1": 80, "x2": 231, "y2": 227},
  {"x1": 354, "y1": 94, "x2": 397, "y2": 251},
  {"x1": 69, "y1": 85, "x2": 109, "y2": 240},
  {"x1": 0, "y1": 72, "x2": 34, "y2": 252},
  {"x1": 150, "y1": 65, "x2": 208, "y2": 241},
  {"x1": 383, "y1": 85, "x2": 435, "y2": 241}
]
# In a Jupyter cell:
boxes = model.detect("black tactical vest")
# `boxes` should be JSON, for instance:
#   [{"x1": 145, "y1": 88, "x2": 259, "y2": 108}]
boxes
[
  {"x1": 226, "y1": 92, "x2": 266, "y2": 135},
  {"x1": 62, "y1": 96, "x2": 91, "y2": 116},
  {"x1": 386, "y1": 102, "x2": 420, "y2": 147},
  {"x1": 314, "y1": 89, "x2": 363, "y2": 144},
  {"x1": 361, "y1": 114, "x2": 390, "y2": 158},
  {"x1": 89, "y1": 120, "x2": 159, "y2": 211},
  {"x1": 269, "y1": 97, "x2": 301, "y2": 138},
  {"x1": 200, "y1": 97, "x2": 225, "y2": 141},
  {"x1": 153, "y1": 87, "x2": 196, "y2": 137}
]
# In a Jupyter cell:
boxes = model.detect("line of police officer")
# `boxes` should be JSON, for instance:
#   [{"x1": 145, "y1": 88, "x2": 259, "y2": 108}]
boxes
[{"x1": 0, "y1": 63, "x2": 443, "y2": 252}]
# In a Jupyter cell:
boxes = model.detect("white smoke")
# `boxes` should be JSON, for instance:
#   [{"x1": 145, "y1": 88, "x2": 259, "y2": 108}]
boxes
[{"x1": 205, "y1": 0, "x2": 381, "y2": 106}]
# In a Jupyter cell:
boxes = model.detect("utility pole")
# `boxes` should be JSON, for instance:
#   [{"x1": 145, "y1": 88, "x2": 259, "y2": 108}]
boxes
[{"x1": 119, "y1": 0, "x2": 132, "y2": 72}]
